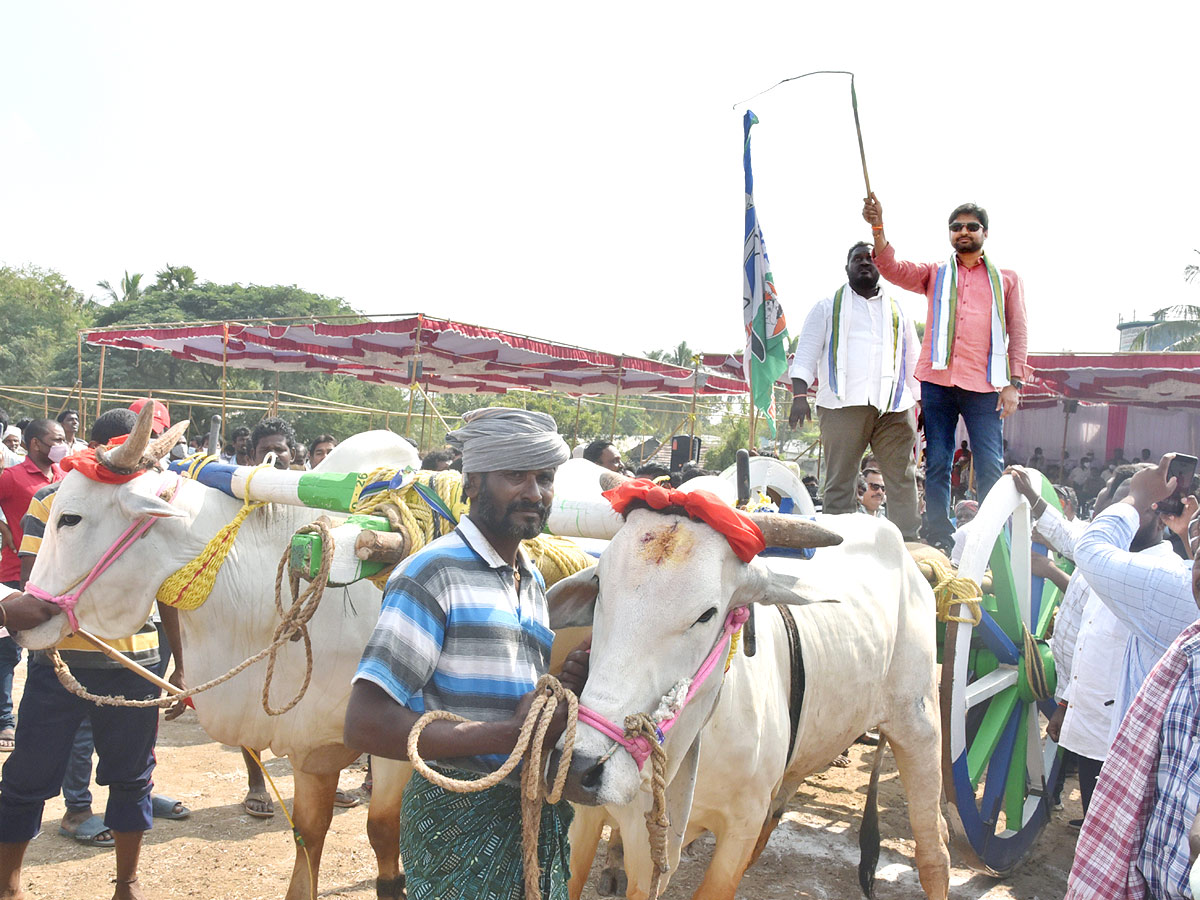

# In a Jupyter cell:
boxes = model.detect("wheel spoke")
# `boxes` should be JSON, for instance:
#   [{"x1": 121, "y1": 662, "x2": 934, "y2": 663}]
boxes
[
  {"x1": 978, "y1": 702, "x2": 1022, "y2": 825},
  {"x1": 965, "y1": 667, "x2": 1018, "y2": 710},
  {"x1": 967, "y1": 685, "x2": 1018, "y2": 786},
  {"x1": 1003, "y1": 701, "x2": 1030, "y2": 829}
]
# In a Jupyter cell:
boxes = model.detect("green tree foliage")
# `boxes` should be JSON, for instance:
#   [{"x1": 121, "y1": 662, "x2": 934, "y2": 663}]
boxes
[
  {"x1": 1128, "y1": 305, "x2": 1200, "y2": 351},
  {"x1": 0, "y1": 266, "x2": 94, "y2": 387},
  {"x1": 96, "y1": 271, "x2": 143, "y2": 305},
  {"x1": 705, "y1": 412, "x2": 750, "y2": 472}
]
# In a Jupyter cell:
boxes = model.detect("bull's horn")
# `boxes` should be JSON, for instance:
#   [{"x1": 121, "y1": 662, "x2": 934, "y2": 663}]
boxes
[
  {"x1": 96, "y1": 403, "x2": 157, "y2": 473},
  {"x1": 598, "y1": 470, "x2": 633, "y2": 492},
  {"x1": 145, "y1": 420, "x2": 190, "y2": 465},
  {"x1": 745, "y1": 512, "x2": 843, "y2": 549}
]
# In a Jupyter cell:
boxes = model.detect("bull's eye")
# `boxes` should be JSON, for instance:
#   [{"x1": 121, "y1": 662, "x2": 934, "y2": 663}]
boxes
[
  {"x1": 56, "y1": 513, "x2": 82, "y2": 528},
  {"x1": 695, "y1": 607, "x2": 717, "y2": 625}
]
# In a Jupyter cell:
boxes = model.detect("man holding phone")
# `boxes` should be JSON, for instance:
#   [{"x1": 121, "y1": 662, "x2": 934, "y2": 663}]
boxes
[{"x1": 1074, "y1": 453, "x2": 1199, "y2": 737}]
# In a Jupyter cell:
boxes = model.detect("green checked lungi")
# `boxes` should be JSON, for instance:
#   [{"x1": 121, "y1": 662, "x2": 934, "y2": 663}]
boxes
[{"x1": 400, "y1": 768, "x2": 573, "y2": 900}]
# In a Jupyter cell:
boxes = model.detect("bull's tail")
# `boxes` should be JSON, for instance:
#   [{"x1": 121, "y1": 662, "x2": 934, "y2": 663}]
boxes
[{"x1": 858, "y1": 734, "x2": 888, "y2": 899}]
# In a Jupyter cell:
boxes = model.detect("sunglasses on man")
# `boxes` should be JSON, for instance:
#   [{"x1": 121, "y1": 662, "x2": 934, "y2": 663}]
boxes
[{"x1": 949, "y1": 222, "x2": 984, "y2": 233}]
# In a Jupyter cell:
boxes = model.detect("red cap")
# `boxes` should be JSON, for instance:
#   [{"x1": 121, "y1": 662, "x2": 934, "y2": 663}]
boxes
[{"x1": 129, "y1": 398, "x2": 171, "y2": 436}]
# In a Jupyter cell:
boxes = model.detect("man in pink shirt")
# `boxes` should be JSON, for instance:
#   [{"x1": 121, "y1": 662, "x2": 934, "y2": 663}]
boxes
[
  {"x1": 862, "y1": 194, "x2": 1029, "y2": 552},
  {"x1": 0, "y1": 418, "x2": 66, "y2": 752}
]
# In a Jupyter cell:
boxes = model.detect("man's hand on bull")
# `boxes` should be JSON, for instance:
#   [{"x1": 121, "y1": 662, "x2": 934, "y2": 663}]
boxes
[
  {"x1": 0, "y1": 590, "x2": 63, "y2": 632},
  {"x1": 557, "y1": 638, "x2": 590, "y2": 696}
]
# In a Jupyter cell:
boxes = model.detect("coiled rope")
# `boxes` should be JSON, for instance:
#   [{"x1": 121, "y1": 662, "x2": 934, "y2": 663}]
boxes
[
  {"x1": 1022, "y1": 624, "x2": 1053, "y2": 701},
  {"x1": 917, "y1": 556, "x2": 983, "y2": 626},
  {"x1": 406, "y1": 675, "x2": 578, "y2": 900}
]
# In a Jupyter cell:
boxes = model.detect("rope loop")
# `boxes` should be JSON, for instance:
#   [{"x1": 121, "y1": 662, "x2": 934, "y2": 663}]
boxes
[
  {"x1": 1022, "y1": 624, "x2": 1053, "y2": 702},
  {"x1": 406, "y1": 674, "x2": 578, "y2": 900},
  {"x1": 622, "y1": 713, "x2": 670, "y2": 899},
  {"x1": 918, "y1": 557, "x2": 983, "y2": 625}
]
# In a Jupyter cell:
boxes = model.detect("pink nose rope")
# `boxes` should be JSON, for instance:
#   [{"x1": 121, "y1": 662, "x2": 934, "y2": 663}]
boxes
[
  {"x1": 577, "y1": 606, "x2": 751, "y2": 770},
  {"x1": 25, "y1": 475, "x2": 180, "y2": 632}
]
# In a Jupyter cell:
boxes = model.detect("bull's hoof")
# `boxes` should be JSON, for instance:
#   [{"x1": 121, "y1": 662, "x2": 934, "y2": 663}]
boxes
[
  {"x1": 376, "y1": 874, "x2": 406, "y2": 900},
  {"x1": 596, "y1": 867, "x2": 626, "y2": 897}
]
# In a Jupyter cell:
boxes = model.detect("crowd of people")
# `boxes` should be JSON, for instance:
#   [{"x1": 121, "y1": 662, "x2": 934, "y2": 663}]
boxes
[{"x1": 0, "y1": 194, "x2": 1193, "y2": 897}]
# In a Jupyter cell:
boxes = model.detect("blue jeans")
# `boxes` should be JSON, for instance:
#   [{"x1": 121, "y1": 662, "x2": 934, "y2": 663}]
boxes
[
  {"x1": 61, "y1": 720, "x2": 94, "y2": 812},
  {"x1": 921, "y1": 381, "x2": 1004, "y2": 548},
  {"x1": 0, "y1": 660, "x2": 159, "y2": 842},
  {"x1": 0, "y1": 581, "x2": 22, "y2": 733}
]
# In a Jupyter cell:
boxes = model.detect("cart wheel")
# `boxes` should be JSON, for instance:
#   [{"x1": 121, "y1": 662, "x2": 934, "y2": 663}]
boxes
[{"x1": 940, "y1": 471, "x2": 1065, "y2": 875}]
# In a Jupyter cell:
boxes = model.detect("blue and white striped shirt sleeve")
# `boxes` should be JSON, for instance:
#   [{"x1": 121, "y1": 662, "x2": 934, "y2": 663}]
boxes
[
  {"x1": 354, "y1": 573, "x2": 446, "y2": 710},
  {"x1": 1075, "y1": 505, "x2": 1195, "y2": 656}
]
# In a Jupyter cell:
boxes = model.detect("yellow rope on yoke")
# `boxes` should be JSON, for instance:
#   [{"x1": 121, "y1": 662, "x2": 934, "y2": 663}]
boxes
[
  {"x1": 352, "y1": 469, "x2": 593, "y2": 589},
  {"x1": 917, "y1": 557, "x2": 984, "y2": 626},
  {"x1": 156, "y1": 464, "x2": 272, "y2": 611}
]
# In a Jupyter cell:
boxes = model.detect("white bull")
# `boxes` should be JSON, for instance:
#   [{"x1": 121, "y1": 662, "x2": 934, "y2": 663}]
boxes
[
  {"x1": 548, "y1": 505, "x2": 951, "y2": 900},
  {"x1": 13, "y1": 419, "x2": 418, "y2": 900}
]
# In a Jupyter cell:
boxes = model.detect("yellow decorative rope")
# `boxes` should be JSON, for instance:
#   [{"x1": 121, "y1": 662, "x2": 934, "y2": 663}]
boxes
[
  {"x1": 917, "y1": 556, "x2": 983, "y2": 626},
  {"x1": 352, "y1": 469, "x2": 592, "y2": 589},
  {"x1": 156, "y1": 464, "x2": 272, "y2": 611}
]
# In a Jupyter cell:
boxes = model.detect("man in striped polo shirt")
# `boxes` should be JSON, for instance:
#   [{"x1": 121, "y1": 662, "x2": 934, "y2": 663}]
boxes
[{"x1": 346, "y1": 408, "x2": 590, "y2": 900}]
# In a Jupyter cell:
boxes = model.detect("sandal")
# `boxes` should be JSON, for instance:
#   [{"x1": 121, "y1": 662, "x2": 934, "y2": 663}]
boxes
[
  {"x1": 830, "y1": 752, "x2": 852, "y2": 768},
  {"x1": 58, "y1": 814, "x2": 114, "y2": 848},
  {"x1": 0, "y1": 727, "x2": 13, "y2": 753},
  {"x1": 243, "y1": 788, "x2": 275, "y2": 818},
  {"x1": 151, "y1": 794, "x2": 191, "y2": 820},
  {"x1": 334, "y1": 788, "x2": 362, "y2": 808}
]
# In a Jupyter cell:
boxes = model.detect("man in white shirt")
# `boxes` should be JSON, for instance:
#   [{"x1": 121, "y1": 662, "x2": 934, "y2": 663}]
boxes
[{"x1": 789, "y1": 242, "x2": 921, "y2": 538}]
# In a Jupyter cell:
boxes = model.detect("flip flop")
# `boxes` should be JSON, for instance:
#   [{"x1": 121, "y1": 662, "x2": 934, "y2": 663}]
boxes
[
  {"x1": 58, "y1": 814, "x2": 114, "y2": 848},
  {"x1": 151, "y1": 795, "x2": 191, "y2": 820},
  {"x1": 830, "y1": 753, "x2": 852, "y2": 768},
  {"x1": 243, "y1": 789, "x2": 275, "y2": 818},
  {"x1": 0, "y1": 728, "x2": 13, "y2": 753},
  {"x1": 333, "y1": 789, "x2": 361, "y2": 809}
]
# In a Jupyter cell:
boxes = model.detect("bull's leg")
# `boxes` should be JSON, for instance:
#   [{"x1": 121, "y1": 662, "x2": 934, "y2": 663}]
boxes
[
  {"x1": 285, "y1": 769, "x2": 339, "y2": 900},
  {"x1": 689, "y1": 830, "x2": 758, "y2": 900},
  {"x1": 566, "y1": 806, "x2": 606, "y2": 900},
  {"x1": 882, "y1": 704, "x2": 951, "y2": 900},
  {"x1": 596, "y1": 826, "x2": 626, "y2": 897},
  {"x1": 367, "y1": 759, "x2": 411, "y2": 900}
]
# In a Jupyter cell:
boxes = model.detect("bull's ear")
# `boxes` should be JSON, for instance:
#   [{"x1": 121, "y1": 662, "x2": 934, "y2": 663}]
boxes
[
  {"x1": 546, "y1": 564, "x2": 599, "y2": 629},
  {"x1": 117, "y1": 480, "x2": 186, "y2": 520},
  {"x1": 730, "y1": 558, "x2": 840, "y2": 608}
]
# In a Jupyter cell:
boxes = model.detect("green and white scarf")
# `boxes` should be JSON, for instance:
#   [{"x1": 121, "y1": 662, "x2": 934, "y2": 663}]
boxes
[
  {"x1": 929, "y1": 254, "x2": 1010, "y2": 388},
  {"x1": 827, "y1": 284, "x2": 910, "y2": 412}
]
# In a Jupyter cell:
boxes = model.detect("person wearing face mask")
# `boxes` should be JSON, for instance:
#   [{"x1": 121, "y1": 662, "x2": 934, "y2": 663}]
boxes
[{"x1": 0, "y1": 419, "x2": 66, "y2": 752}]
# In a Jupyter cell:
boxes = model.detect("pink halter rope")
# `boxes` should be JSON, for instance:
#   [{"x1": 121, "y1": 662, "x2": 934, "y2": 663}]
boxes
[
  {"x1": 25, "y1": 475, "x2": 180, "y2": 633},
  {"x1": 576, "y1": 605, "x2": 751, "y2": 770}
]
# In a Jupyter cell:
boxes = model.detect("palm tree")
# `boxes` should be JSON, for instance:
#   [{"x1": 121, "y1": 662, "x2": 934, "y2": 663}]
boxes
[
  {"x1": 97, "y1": 270, "x2": 144, "y2": 305},
  {"x1": 644, "y1": 340, "x2": 696, "y2": 367},
  {"x1": 154, "y1": 265, "x2": 197, "y2": 291}
]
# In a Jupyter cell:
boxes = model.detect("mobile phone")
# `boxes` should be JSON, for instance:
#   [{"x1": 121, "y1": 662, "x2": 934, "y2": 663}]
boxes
[{"x1": 1158, "y1": 453, "x2": 1198, "y2": 516}]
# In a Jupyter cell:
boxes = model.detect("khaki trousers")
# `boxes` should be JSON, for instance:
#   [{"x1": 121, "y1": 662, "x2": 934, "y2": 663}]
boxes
[{"x1": 817, "y1": 404, "x2": 920, "y2": 540}]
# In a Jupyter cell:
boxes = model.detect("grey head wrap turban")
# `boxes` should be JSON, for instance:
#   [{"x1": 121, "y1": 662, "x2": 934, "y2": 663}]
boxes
[{"x1": 446, "y1": 407, "x2": 570, "y2": 474}]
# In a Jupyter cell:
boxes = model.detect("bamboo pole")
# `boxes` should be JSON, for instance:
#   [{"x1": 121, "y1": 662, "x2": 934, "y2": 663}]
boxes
[
  {"x1": 43, "y1": 388, "x2": 48, "y2": 417},
  {"x1": 220, "y1": 325, "x2": 228, "y2": 446},
  {"x1": 76, "y1": 332, "x2": 84, "y2": 436},
  {"x1": 1059, "y1": 401, "x2": 1072, "y2": 482},
  {"x1": 610, "y1": 357, "x2": 624, "y2": 440},
  {"x1": 95, "y1": 346, "x2": 106, "y2": 419},
  {"x1": 572, "y1": 397, "x2": 582, "y2": 446},
  {"x1": 419, "y1": 383, "x2": 429, "y2": 451},
  {"x1": 75, "y1": 629, "x2": 178, "y2": 695}
]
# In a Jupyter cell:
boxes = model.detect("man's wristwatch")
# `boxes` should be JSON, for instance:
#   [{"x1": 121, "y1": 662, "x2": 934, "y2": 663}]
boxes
[{"x1": 1009, "y1": 378, "x2": 1024, "y2": 392}]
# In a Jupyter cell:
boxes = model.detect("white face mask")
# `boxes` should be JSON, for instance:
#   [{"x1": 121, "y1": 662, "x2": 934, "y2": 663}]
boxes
[{"x1": 47, "y1": 443, "x2": 69, "y2": 464}]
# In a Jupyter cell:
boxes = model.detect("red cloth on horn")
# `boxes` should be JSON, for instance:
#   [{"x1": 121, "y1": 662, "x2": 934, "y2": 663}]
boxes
[
  {"x1": 602, "y1": 479, "x2": 765, "y2": 563},
  {"x1": 60, "y1": 435, "x2": 145, "y2": 485}
]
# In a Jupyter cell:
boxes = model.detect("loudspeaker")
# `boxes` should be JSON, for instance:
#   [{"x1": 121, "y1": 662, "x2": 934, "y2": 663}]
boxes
[{"x1": 670, "y1": 435, "x2": 701, "y2": 471}]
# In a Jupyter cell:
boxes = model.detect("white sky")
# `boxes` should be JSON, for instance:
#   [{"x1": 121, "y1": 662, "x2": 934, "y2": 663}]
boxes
[{"x1": 2, "y1": 3, "x2": 1197, "y2": 362}]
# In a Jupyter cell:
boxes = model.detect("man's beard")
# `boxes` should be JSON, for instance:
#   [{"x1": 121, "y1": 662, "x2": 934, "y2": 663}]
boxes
[{"x1": 474, "y1": 481, "x2": 550, "y2": 541}]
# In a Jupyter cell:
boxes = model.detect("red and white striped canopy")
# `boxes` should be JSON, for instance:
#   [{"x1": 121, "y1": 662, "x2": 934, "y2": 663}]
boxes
[{"x1": 84, "y1": 315, "x2": 748, "y2": 397}]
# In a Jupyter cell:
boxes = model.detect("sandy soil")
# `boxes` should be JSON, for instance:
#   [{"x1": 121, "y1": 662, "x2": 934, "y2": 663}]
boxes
[{"x1": 13, "y1": 667, "x2": 1081, "y2": 900}]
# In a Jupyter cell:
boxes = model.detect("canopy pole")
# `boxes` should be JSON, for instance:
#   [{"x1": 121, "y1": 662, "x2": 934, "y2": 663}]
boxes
[
  {"x1": 419, "y1": 381, "x2": 429, "y2": 452},
  {"x1": 76, "y1": 333, "x2": 84, "y2": 436},
  {"x1": 688, "y1": 357, "x2": 699, "y2": 448},
  {"x1": 272, "y1": 372, "x2": 280, "y2": 416},
  {"x1": 748, "y1": 399, "x2": 758, "y2": 451},
  {"x1": 572, "y1": 396, "x2": 582, "y2": 447},
  {"x1": 95, "y1": 346, "x2": 106, "y2": 420},
  {"x1": 405, "y1": 316, "x2": 424, "y2": 439},
  {"x1": 385, "y1": 411, "x2": 391, "y2": 432},
  {"x1": 220, "y1": 324, "x2": 229, "y2": 447},
  {"x1": 1060, "y1": 400, "x2": 1072, "y2": 481},
  {"x1": 610, "y1": 357, "x2": 623, "y2": 441}
]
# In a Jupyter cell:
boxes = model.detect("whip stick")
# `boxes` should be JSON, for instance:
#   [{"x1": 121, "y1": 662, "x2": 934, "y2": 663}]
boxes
[
  {"x1": 732, "y1": 70, "x2": 872, "y2": 196},
  {"x1": 75, "y1": 628, "x2": 181, "y2": 695}
]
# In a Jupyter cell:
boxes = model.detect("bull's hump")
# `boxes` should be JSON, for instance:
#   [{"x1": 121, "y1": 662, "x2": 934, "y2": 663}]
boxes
[{"x1": 637, "y1": 521, "x2": 695, "y2": 566}]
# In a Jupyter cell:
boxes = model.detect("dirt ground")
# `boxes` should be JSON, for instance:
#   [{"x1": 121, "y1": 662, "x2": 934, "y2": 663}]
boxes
[{"x1": 15, "y1": 668, "x2": 1080, "y2": 900}]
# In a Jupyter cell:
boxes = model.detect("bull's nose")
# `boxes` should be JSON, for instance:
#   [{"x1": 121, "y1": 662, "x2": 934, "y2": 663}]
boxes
[{"x1": 563, "y1": 753, "x2": 607, "y2": 805}]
